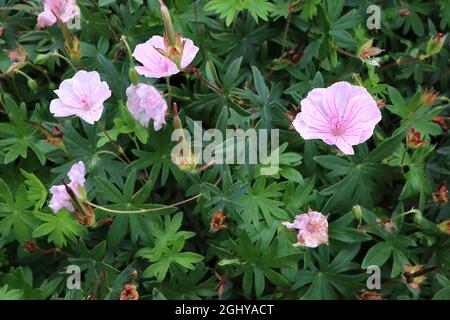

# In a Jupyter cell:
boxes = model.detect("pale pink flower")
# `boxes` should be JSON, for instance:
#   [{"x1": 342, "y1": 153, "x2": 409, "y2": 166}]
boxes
[
  {"x1": 37, "y1": 0, "x2": 80, "y2": 29},
  {"x1": 282, "y1": 211, "x2": 329, "y2": 248},
  {"x1": 132, "y1": 35, "x2": 199, "y2": 78},
  {"x1": 49, "y1": 161, "x2": 86, "y2": 213},
  {"x1": 126, "y1": 84, "x2": 168, "y2": 130},
  {"x1": 67, "y1": 161, "x2": 85, "y2": 197},
  {"x1": 49, "y1": 185, "x2": 74, "y2": 213},
  {"x1": 292, "y1": 81, "x2": 382, "y2": 155},
  {"x1": 50, "y1": 70, "x2": 111, "y2": 124}
]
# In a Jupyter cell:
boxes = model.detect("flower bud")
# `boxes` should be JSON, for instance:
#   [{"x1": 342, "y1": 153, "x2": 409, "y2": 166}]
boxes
[
  {"x1": 421, "y1": 89, "x2": 439, "y2": 106},
  {"x1": 34, "y1": 53, "x2": 49, "y2": 65},
  {"x1": 406, "y1": 128, "x2": 426, "y2": 148},
  {"x1": 128, "y1": 67, "x2": 139, "y2": 85},
  {"x1": 159, "y1": 0, "x2": 176, "y2": 47},
  {"x1": 27, "y1": 78, "x2": 38, "y2": 92},
  {"x1": 433, "y1": 183, "x2": 448, "y2": 204},
  {"x1": 436, "y1": 220, "x2": 450, "y2": 235},
  {"x1": 352, "y1": 205, "x2": 363, "y2": 221},
  {"x1": 425, "y1": 33, "x2": 447, "y2": 58}
]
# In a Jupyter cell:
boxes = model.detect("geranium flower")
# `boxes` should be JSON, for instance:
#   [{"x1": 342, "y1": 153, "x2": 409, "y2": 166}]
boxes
[
  {"x1": 126, "y1": 83, "x2": 168, "y2": 130},
  {"x1": 37, "y1": 0, "x2": 80, "y2": 29},
  {"x1": 132, "y1": 35, "x2": 199, "y2": 78},
  {"x1": 49, "y1": 161, "x2": 86, "y2": 213},
  {"x1": 282, "y1": 211, "x2": 329, "y2": 248},
  {"x1": 49, "y1": 70, "x2": 111, "y2": 124},
  {"x1": 292, "y1": 81, "x2": 382, "y2": 155}
]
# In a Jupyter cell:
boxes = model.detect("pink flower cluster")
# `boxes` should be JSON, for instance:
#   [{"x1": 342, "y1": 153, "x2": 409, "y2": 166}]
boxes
[
  {"x1": 292, "y1": 81, "x2": 382, "y2": 155},
  {"x1": 37, "y1": 0, "x2": 80, "y2": 29},
  {"x1": 283, "y1": 211, "x2": 329, "y2": 248},
  {"x1": 49, "y1": 161, "x2": 86, "y2": 213}
]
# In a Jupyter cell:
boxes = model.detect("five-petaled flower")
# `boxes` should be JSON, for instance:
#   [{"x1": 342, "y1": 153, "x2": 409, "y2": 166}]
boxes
[
  {"x1": 50, "y1": 70, "x2": 112, "y2": 124},
  {"x1": 126, "y1": 83, "x2": 168, "y2": 130},
  {"x1": 37, "y1": 0, "x2": 80, "y2": 29},
  {"x1": 292, "y1": 81, "x2": 382, "y2": 155},
  {"x1": 132, "y1": 35, "x2": 199, "y2": 78},
  {"x1": 282, "y1": 211, "x2": 329, "y2": 248}
]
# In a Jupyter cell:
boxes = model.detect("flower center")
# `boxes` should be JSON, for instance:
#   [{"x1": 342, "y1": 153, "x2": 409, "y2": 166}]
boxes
[
  {"x1": 330, "y1": 117, "x2": 346, "y2": 136},
  {"x1": 78, "y1": 95, "x2": 89, "y2": 107},
  {"x1": 306, "y1": 222, "x2": 320, "y2": 233}
]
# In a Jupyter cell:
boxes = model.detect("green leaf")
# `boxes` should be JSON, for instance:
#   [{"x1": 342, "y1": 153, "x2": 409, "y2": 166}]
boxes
[{"x1": 362, "y1": 242, "x2": 392, "y2": 268}]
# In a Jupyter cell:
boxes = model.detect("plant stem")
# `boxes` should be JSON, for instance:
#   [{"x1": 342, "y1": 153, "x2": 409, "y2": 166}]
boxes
[
  {"x1": 166, "y1": 76, "x2": 172, "y2": 106},
  {"x1": 379, "y1": 57, "x2": 422, "y2": 72},
  {"x1": 86, "y1": 194, "x2": 201, "y2": 214},
  {"x1": 98, "y1": 122, "x2": 131, "y2": 164},
  {"x1": 358, "y1": 208, "x2": 419, "y2": 230},
  {"x1": 52, "y1": 51, "x2": 77, "y2": 72},
  {"x1": 185, "y1": 67, "x2": 224, "y2": 94}
]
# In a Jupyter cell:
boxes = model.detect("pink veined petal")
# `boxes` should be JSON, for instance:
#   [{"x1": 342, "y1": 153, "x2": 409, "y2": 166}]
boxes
[
  {"x1": 180, "y1": 38, "x2": 199, "y2": 68},
  {"x1": 335, "y1": 137, "x2": 355, "y2": 155},
  {"x1": 49, "y1": 99, "x2": 77, "y2": 117},
  {"x1": 37, "y1": 11, "x2": 57, "y2": 28},
  {"x1": 322, "y1": 81, "x2": 353, "y2": 117},
  {"x1": 132, "y1": 37, "x2": 179, "y2": 78},
  {"x1": 54, "y1": 78, "x2": 80, "y2": 108},
  {"x1": 68, "y1": 161, "x2": 85, "y2": 187},
  {"x1": 292, "y1": 114, "x2": 330, "y2": 140}
]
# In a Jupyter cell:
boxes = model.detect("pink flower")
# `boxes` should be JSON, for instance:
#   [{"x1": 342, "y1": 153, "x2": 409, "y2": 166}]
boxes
[
  {"x1": 126, "y1": 84, "x2": 168, "y2": 130},
  {"x1": 292, "y1": 81, "x2": 382, "y2": 155},
  {"x1": 49, "y1": 161, "x2": 86, "y2": 213},
  {"x1": 49, "y1": 185, "x2": 74, "y2": 213},
  {"x1": 67, "y1": 161, "x2": 85, "y2": 197},
  {"x1": 132, "y1": 35, "x2": 199, "y2": 78},
  {"x1": 37, "y1": 0, "x2": 80, "y2": 29},
  {"x1": 282, "y1": 211, "x2": 329, "y2": 248},
  {"x1": 50, "y1": 70, "x2": 111, "y2": 124}
]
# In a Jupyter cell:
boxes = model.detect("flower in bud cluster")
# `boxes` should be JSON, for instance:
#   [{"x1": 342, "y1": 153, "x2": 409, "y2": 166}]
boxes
[
  {"x1": 432, "y1": 116, "x2": 450, "y2": 131},
  {"x1": 282, "y1": 211, "x2": 329, "y2": 248},
  {"x1": 126, "y1": 83, "x2": 168, "y2": 130},
  {"x1": 421, "y1": 89, "x2": 439, "y2": 105},
  {"x1": 4, "y1": 44, "x2": 28, "y2": 63},
  {"x1": 402, "y1": 264, "x2": 427, "y2": 289},
  {"x1": 436, "y1": 220, "x2": 450, "y2": 235},
  {"x1": 432, "y1": 183, "x2": 448, "y2": 204},
  {"x1": 358, "y1": 290, "x2": 382, "y2": 300},
  {"x1": 399, "y1": 8, "x2": 410, "y2": 17},
  {"x1": 359, "y1": 39, "x2": 384, "y2": 67},
  {"x1": 37, "y1": 0, "x2": 80, "y2": 29},
  {"x1": 424, "y1": 33, "x2": 447, "y2": 58},
  {"x1": 210, "y1": 211, "x2": 227, "y2": 232},
  {"x1": 49, "y1": 161, "x2": 86, "y2": 213},
  {"x1": 406, "y1": 128, "x2": 426, "y2": 148},
  {"x1": 23, "y1": 241, "x2": 39, "y2": 253},
  {"x1": 119, "y1": 284, "x2": 139, "y2": 301}
]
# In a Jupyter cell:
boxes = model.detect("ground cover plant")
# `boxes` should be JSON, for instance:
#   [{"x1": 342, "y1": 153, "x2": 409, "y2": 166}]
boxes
[{"x1": 0, "y1": 0, "x2": 449, "y2": 300}]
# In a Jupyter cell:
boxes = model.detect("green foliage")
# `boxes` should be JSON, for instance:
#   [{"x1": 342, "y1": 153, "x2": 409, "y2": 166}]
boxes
[{"x1": 0, "y1": 0, "x2": 448, "y2": 301}]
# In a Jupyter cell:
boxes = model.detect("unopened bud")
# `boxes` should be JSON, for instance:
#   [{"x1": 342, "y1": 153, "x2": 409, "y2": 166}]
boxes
[
  {"x1": 159, "y1": 0, "x2": 176, "y2": 47},
  {"x1": 352, "y1": 205, "x2": 363, "y2": 221},
  {"x1": 128, "y1": 67, "x2": 139, "y2": 85},
  {"x1": 27, "y1": 78, "x2": 38, "y2": 92}
]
